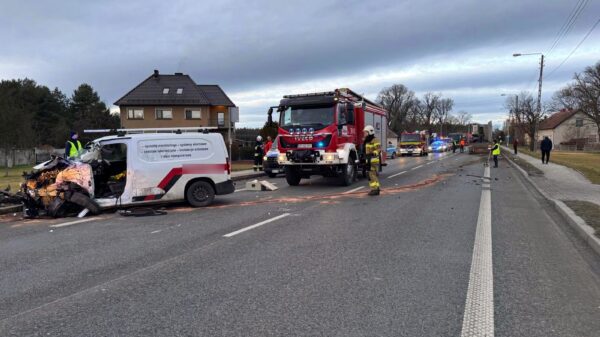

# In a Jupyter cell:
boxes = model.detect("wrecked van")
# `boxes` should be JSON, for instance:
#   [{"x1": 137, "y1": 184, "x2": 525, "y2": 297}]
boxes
[{"x1": 21, "y1": 131, "x2": 234, "y2": 217}]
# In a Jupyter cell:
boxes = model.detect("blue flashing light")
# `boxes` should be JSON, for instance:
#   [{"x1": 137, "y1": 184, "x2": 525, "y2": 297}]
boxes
[{"x1": 316, "y1": 141, "x2": 325, "y2": 148}]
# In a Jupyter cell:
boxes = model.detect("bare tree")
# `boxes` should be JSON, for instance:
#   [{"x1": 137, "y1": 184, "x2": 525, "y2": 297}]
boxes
[
  {"x1": 456, "y1": 110, "x2": 472, "y2": 125},
  {"x1": 560, "y1": 62, "x2": 600, "y2": 142},
  {"x1": 376, "y1": 84, "x2": 418, "y2": 133},
  {"x1": 505, "y1": 92, "x2": 544, "y2": 151},
  {"x1": 434, "y1": 97, "x2": 454, "y2": 136},
  {"x1": 421, "y1": 92, "x2": 441, "y2": 134}
]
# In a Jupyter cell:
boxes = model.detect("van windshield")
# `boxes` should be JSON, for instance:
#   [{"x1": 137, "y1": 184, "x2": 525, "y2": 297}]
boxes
[{"x1": 280, "y1": 105, "x2": 334, "y2": 131}]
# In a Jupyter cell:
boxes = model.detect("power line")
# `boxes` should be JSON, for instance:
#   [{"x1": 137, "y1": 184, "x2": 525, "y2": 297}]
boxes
[
  {"x1": 546, "y1": 0, "x2": 588, "y2": 56},
  {"x1": 546, "y1": 18, "x2": 600, "y2": 79}
]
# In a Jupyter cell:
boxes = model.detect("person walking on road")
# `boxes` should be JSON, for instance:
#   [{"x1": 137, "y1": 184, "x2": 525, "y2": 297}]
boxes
[
  {"x1": 491, "y1": 138, "x2": 500, "y2": 168},
  {"x1": 541, "y1": 136, "x2": 553, "y2": 164},
  {"x1": 513, "y1": 139, "x2": 519, "y2": 155},
  {"x1": 253, "y1": 135, "x2": 264, "y2": 171},
  {"x1": 452, "y1": 139, "x2": 457, "y2": 153},
  {"x1": 363, "y1": 125, "x2": 381, "y2": 196},
  {"x1": 65, "y1": 131, "x2": 83, "y2": 159},
  {"x1": 459, "y1": 138, "x2": 465, "y2": 153}
]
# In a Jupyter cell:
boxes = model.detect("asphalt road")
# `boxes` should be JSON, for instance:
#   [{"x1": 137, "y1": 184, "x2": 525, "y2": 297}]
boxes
[{"x1": 1, "y1": 151, "x2": 599, "y2": 336}]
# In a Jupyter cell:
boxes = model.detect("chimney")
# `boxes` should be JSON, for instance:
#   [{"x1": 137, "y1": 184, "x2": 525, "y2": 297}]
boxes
[{"x1": 153, "y1": 69, "x2": 159, "y2": 78}]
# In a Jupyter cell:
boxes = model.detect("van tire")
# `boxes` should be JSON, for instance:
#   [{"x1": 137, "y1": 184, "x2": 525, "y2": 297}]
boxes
[
  {"x1": 186, "y1": 181, "x2": 215, "y2": 207},
  {"x1": 285, "y1": 167, "x2": 301, "y2": 186}
]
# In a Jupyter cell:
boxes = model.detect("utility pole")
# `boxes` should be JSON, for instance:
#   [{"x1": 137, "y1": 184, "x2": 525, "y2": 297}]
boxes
[{"x1": 535, "y1": 54, "x2": 544, "y2": 149}]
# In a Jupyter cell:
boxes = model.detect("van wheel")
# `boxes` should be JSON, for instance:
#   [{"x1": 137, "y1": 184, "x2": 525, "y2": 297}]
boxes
[
  {"x1": 285, "y1": 167, "x2": 301, "y2": 186},
  {"x1": 186, "y1": 181, "x2": 215, "y2": 207}
]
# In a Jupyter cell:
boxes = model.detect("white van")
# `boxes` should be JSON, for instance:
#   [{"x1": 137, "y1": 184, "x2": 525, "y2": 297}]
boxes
[{"x1": 78, "y1": 131, "x2": 234, "y2": 208}]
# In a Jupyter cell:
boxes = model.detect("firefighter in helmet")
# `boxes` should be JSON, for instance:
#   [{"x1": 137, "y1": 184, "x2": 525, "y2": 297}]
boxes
[
  {"x1": 363, "y1": 125, "x2": 381, "y2": 196},
  {"x1": 254, "y1": 135, "x2": 264, "y2": 171}
]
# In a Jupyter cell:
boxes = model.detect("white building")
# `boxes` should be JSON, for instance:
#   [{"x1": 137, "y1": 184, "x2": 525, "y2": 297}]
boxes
[{"x1": 538, "y1": 109, "x2": 599, "y2": 146}]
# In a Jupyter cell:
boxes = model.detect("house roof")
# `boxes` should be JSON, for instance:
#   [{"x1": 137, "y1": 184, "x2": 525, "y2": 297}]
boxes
[
  {"x1": 197, "y1": 85, "x2": 235, "y2": 107},
  {"x1": 387, "y1": 128, "x2": 399, "y2": 138},
  {"x1": 539, "y1": 109, "x2": 577, "y2": 130},
  {"x1": 114, "y1": 71, "x2": 235, "y2": 107}
]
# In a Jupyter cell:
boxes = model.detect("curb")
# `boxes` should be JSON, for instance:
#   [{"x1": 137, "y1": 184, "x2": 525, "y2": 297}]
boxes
[
  {"x1": 231, "y1": 172, "x2": 266, "y2": 182},
  {"x1": 503, "y1": 153, "x2": 600, "y2": 256}
]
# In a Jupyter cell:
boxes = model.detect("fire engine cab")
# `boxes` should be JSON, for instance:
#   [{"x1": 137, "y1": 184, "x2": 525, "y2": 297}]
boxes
[{"x1": 267, "y1": 88, "x2": 389, "y2": 186}]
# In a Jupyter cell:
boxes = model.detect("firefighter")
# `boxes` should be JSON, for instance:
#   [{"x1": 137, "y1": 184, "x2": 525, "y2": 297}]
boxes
[
  {"x1": 65, "y1": 131, "x2": 83, "y2": 159},
  {"x1": 491, "y1": 138, "x2": 500, "y2": 168},
  {"x1": 363, "y1": 125, "x2": 381, "y2": 196},
  {"x1": 459, "y1": 138, "x2": 465, "y2": 153},
  {"x1": 254, "y1": 135, "x2": 264, "y2": 171},
  {"x1": 452, "y1": 139, "x2": 457, "y2": 153}
]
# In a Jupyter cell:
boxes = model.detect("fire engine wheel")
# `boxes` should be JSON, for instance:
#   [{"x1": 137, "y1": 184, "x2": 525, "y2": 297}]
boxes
[
  {"x1": 186, "y1": 181, "x2": 215, "y2": 207},
  {"x1": 339, "y1": 162, "x2": 355, "y2": 186},
  {"x1": 267, "y1": 172, "x2": 277, "y2": 178},
  {"x1": 285, "y1": 167, "x2": 302, "y2": 186}
]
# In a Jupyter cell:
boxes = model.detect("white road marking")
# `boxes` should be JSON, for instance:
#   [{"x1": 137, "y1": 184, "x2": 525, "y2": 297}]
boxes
[
  {"x1": 426, "y1": 161, "x2": 435, "y2": 165},
  {"x1": 49, "y1": 218, "x2": 97, "y2": 228},
  {"x1": 343, "y1": 186, "x2": 365, "y2": 194},
  {"x1": 460, "y1": 166, "x2": 494, "y2": 337},
  {"x1": 234, "y1": 188, "x2": 248, "y2": 193},
  {"x1": 387, "y1": 171, "x2": 407, "y2": 178},
  {"x1": 150, "y1": 230, "x2": 162, "y2": 234},
  {"x1": 410, "y1": 164, "x2": 423, "y2": 170},
  {"x1": 224, "y1": 213, "x2": 291, "y2": 238}
]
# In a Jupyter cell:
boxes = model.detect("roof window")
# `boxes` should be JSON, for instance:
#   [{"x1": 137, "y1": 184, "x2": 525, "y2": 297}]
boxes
[
  {"x1": 176, "y1": 88, "x2": 183, "y2": 94},
  {"x1": 163, "y1": 88, "x2": 170, "y2": 94}
]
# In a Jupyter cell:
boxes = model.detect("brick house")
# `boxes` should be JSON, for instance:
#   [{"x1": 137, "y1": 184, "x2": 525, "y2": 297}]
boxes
[{"x1": 115, "y1": 70, "x2": 235, "y2": 130}]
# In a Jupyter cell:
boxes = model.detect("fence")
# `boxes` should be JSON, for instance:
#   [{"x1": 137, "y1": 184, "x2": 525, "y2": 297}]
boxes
[{"x1": 0, "y1": 149, "x2": 35, "y2": 168}]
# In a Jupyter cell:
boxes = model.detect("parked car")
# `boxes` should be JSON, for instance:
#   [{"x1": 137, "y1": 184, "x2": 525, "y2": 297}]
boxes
[
  {"x1": 386, "y1": 145, "x2": 398, "y2": 159},
  {"x1": 428, "y1": 140, "x2": 448, "y2": 153}
]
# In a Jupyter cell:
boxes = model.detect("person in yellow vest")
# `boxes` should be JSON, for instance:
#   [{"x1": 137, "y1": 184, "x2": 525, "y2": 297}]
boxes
[
  {"x1": 65, "y1": 131, "x2": 83, "y2": 159},
  {"x1": 363, "y1": 125, "x2": 381, "y2": 196},
  {"x1": 491, "y1": 138, "x2": 500, "y2": 168}
]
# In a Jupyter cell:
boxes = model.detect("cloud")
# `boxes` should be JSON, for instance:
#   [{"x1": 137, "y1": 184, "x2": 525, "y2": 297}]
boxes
[{"x1": 1, "y1": 0, "x2": 599, "y2": 127}]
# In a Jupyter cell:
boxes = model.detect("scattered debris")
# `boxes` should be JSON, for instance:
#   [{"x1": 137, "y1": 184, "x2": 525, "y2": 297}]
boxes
[
  {"x1": 245, "y1": 180, "x2": 278, "y2": 191},
  {"x1": 119, "y1": 207, "x2": 167, "y2": 217}
]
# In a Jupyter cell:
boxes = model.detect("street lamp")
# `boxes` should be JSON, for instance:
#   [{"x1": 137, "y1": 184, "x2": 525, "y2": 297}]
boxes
[{"x1": 513, "y1": 52, "x2": 544, "y2": 148}]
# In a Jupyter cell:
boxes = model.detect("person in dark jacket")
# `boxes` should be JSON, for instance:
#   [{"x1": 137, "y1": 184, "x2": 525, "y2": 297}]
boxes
[
  {"x1": 540, "y1": 136, "x2": 553, "y2": 164},
  {"x1": 253, "y1": 135, "x2": 264, "y2": 171},
  {"x1": 513, "y1": 139, "x2": 519, "y2": 155}
]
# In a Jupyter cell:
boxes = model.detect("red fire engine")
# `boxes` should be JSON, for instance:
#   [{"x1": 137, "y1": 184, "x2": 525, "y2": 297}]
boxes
[{"x1": 267, "y1": 88, "x2": 389, "y2": 186}]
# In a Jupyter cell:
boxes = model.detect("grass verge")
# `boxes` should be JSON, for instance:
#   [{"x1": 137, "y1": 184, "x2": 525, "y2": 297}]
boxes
[
  {"x1": 563, "y1": 200, "x2": 600, "y2": 238},
  {"x1": 518, "y1": 147, "x2": 600, "y2": 184},
  {"x1": 0, "y1": 165, "x2": 30, "y2": 190}
]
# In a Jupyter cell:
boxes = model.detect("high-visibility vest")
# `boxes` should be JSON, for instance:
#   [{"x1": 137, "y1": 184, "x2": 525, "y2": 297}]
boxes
[
  {"x1": 365, "y1": 138, "x2": 381, "y2": 164},
  {"x1": 492, "y1": 143, "x2": 500, "y2": 156},
  {"x1": 67, "y1": 140, "x2": 82, "y2": 158}
]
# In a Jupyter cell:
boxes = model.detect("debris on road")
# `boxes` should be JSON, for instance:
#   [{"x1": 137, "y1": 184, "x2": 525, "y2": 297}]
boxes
[{"x1": 245, "y1": 179, "x2": 278, "y2": 191}]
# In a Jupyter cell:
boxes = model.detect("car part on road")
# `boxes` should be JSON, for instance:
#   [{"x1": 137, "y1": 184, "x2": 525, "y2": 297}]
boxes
[{"x1": 118, "y1": 207, "x2": 167, "y2": 217}]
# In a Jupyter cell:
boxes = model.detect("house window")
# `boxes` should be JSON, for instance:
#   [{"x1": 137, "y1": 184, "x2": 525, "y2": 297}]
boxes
[
  {"x1": 155, "y1": 108, "x2": 172, "y2": 120},
  {"x1": 217, "y1": 112, "x2": 225, "y2": 127},
  {"x1": 127, "y1": 108, "x2": 144, "y2": 120},
  {"x1": 575, "y1": 118, "x2": 583, "y2": 127},
  {"x1": 176, "y1": 88, "x2": 183, "y2": 95},
  {"x1": 185, "y1": 108, "x2": 202, "y2": 120},
  {"x1": 162, "y1": 88, "x2": 170, "y2": 94}
]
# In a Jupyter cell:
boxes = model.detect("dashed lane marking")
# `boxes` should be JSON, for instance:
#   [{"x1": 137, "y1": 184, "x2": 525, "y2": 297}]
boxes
[
  {"x1": 410, "y1": 165, "x2": 424, "y2": 170},
  {"x1": 460, "y1": 166, "x2": 494, "y2": 337},
  {"x1": 387, "y1": 171, "x2": 407, "y2": 179},
  {"x1": 49, "y1": 218, "x2": 97, "y2": 228},
  {"x1": 343, "y1": 186, "x2": 365, "y2": 194},
  {"x1": 223, "y1": 213, "x2": 291, "y2": 238}
]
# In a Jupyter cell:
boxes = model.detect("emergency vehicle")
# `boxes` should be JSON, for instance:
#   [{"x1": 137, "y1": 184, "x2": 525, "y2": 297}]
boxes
[
  {"x1": 267, "y1": 88, "x2": 388, "y2": 186},
  {"x1": 79, "y1": 128, "x2": 234, "y2": 208},
  {"x1": 399, "y1": 131, "x2": 429, "y2": 156}
]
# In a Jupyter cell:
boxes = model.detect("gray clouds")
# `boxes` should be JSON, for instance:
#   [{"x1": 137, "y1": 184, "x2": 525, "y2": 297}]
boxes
[{"x1": 1, "y1": 0, "x2": 599, "y2": 126}]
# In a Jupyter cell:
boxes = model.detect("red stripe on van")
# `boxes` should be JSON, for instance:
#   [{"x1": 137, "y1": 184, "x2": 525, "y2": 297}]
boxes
[
  {"x1": 157, "y1": 168, "x2": 183, "y2": 190},
  {"x1": 182, "y1": 164, "x2": 228, "y2": 174}
]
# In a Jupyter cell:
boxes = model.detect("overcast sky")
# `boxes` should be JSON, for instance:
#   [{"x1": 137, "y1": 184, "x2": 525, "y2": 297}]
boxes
[{"x1": 2, "y1": 0, "x2": 599, "y2": 128}]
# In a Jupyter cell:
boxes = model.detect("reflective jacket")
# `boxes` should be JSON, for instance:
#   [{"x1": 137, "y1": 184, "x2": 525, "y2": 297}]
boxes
[
  {"x1": 66, "y1": 140, "x2": 83, "y2": 158},
  {"x1": 492, "y1": 143, "x2": 500, "y2": 156},
  {"x1": 365, "y1": 137, "x2": 381, "y2": 164}
]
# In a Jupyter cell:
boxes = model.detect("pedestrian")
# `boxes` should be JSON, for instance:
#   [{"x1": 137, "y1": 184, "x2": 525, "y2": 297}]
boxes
[
  {"x1": 491, "y1": 138, "x2": 500, "y2": 168},
  {"x1": 540, "y1": 136, "x2": 553, "y2": 164},
  {"x1": 452, "y1": 139, "x2": 457, "y2": 153},
  {"x1": 65, "y1": 131, "x2": 83, "y2": 159},
  {"x1": 363, "y1": 125, "x2": 381, "y2": 196},
  {"x1": 264, "y1": 136, "x2": 273, "y2": 154},
  {"x1": 254, "y1": 135, "x2": 264, "y2": 171},
  {"x1": 513, "y1": 139, "x2": 519, "y2": 155},
  {"x1": 459, "y1": 138, "x2": 465, "y2": 153}
]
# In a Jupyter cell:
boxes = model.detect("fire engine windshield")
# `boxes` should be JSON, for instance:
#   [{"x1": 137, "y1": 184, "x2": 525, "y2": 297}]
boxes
[
  {"x1": 280, "y1": 105, "x2": 334, "y2": 131},
  {"x1": 401, "y1": 134, "x2": 421, "y2": 142}
]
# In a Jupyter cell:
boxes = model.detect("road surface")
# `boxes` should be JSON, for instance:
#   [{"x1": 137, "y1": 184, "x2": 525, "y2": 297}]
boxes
[{"x1": 1, "y1": 152, "x2": 599, "y2": 336}]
